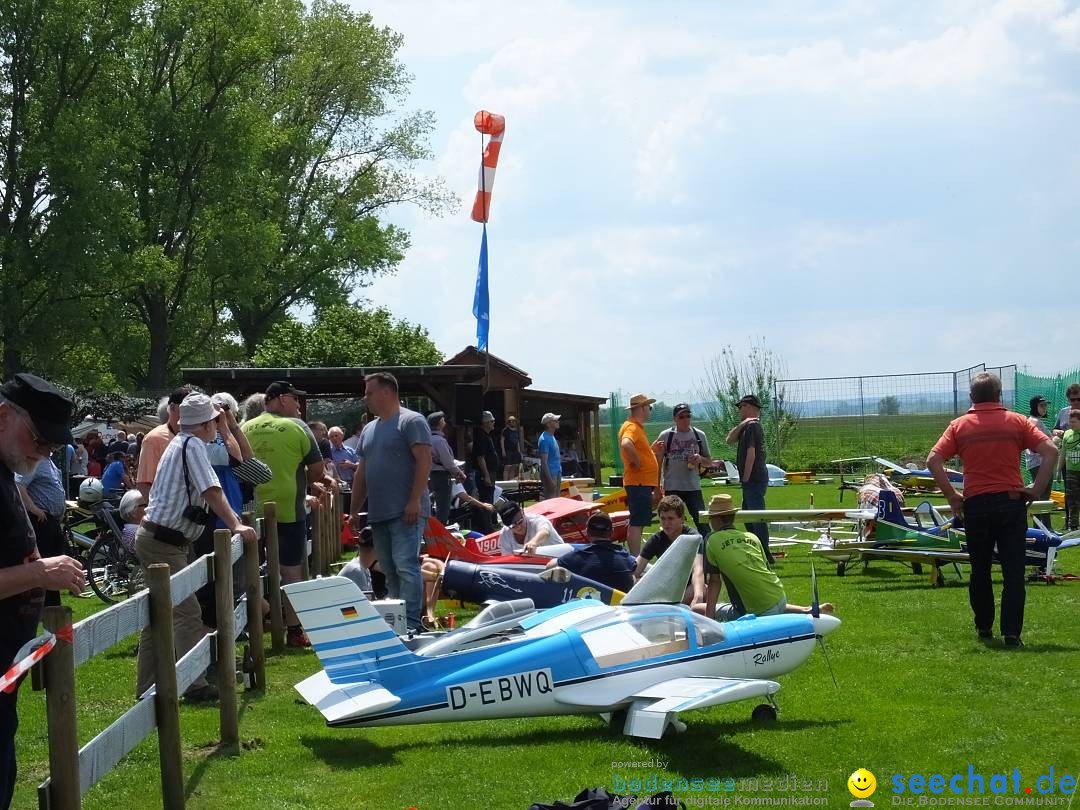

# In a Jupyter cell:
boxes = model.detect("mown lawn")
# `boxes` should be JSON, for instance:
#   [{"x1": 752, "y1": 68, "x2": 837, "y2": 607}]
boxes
[{"x1": 11, "y1": 483, "x2": 1080, "y2": 809}]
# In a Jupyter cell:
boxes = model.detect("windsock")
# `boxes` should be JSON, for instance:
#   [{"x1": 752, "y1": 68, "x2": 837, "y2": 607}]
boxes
[
  {"x1": 470, "y1": 111, "x2": 505, "y2": 223},
  {"x1": 0, "y1": 625, "x2": 73, "y2": 693}
]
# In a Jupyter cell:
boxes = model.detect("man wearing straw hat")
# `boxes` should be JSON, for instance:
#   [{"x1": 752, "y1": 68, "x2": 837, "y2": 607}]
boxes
[
  {"x1": 618, "y1": 393, "x2": 659, "y2": 555},
  {"x1": 699, "y1": 494, "x2": 831, "y2": 621}
]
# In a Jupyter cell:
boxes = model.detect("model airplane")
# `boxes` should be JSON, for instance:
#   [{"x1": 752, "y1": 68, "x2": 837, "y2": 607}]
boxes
[
  {"x1": 811, "y1": 490, "x2": 1078, "y2": 582},
  {"x1": 284, "y1": 535, "x2": 840, "y2": 739}
]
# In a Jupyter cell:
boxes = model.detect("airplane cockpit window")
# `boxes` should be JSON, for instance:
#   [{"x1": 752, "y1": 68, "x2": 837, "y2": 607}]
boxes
[
  {"x1": 582, "y1": 613, "x2": 690, "y2": 668},
  {"x1": 689, "y1": 613, "x2": 726, "y2": 647}
]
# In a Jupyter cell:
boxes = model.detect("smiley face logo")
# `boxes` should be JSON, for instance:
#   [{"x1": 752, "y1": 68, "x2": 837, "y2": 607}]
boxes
[{"x1": 848, "y1": 768, "x2": 877, "y2": 799}]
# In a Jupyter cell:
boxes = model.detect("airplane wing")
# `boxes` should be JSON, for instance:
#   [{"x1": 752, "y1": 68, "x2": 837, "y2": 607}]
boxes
[
  {"x1": 859, "y1": 548, "x2": 969, "y2": 562},
  {"x1": 623, "y1": 677, "x2": 780, "y2": 739}
]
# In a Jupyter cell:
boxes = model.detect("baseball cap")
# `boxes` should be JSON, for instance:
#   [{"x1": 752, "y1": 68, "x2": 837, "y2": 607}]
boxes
[
  {"x1": 736, "y1": 394, "x2": 762, "y2": 409},
  {"x1": 585, "y1": 511, "x2": 613, "y2": 537},
  {"x1": 673, "y1": 403, "x2": 692, "y2": 417},
  {"x1": 265, "y1": 381, "x2": 307, "y2": 400}
]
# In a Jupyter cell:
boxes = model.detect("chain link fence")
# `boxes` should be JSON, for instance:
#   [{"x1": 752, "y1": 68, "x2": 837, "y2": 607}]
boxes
[{"x1": 599, "y1": 364, "x2": 1018, "y2": 472}]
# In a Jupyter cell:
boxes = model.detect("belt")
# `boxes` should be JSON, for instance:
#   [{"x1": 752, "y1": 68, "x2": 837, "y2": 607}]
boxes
[{"x1": 140, "y1": 520, "x2": 190, "y2": 547}]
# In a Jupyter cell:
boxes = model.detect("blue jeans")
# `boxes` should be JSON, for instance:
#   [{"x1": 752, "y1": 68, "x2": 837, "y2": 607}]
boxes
[
  {"x1": 963, "y1": 492, "x2": 1027, "y2": 638},
  {"x1": 741, "y1": 480, "x2": 773, "y2": 564},
  {"x1": 371, "y1": 517, "x2": 424, "y2": 631}
]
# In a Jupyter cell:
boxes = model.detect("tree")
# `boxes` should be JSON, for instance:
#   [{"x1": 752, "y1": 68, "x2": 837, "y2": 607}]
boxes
[
  {"x1": 251, "y1": 303, "x2": 442, "y2": 368},
  {"x1": 218, "y1": 2, "x2": 454, "y2": 354},
  {"x1": 878, "y1": 395, "x2": 901, "y2": 416},
  {"x1": 0, "y1": 0, "x2": 137, "y2": 378},
  {"x1": 697, "y1": 340, "x2": 799, "y2": 465}
]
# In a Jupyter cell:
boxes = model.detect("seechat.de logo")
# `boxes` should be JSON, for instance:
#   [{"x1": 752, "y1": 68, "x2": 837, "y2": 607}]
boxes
[{"x1": 849, "y1": 768, "x2": 878, "y2": 807}]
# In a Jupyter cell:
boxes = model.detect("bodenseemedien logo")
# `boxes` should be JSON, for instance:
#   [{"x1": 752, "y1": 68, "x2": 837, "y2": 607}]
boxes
[{"x1": 849, "y1": 768, "x2": 878, "y2": 807}]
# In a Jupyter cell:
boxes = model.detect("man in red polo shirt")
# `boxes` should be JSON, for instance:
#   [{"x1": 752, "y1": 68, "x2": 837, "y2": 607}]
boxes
[{"x1": 927, "y1": 372, "x2": 1057, "y2": 648}]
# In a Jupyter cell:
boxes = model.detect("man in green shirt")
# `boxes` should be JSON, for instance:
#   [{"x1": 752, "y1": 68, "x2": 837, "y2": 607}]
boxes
[
  {"x1": 700, "y1": 493, "x2": 831, "y2": 620},
  {"x1": 1060, "y1": 410, "x2": 1080, "y2": 531}
]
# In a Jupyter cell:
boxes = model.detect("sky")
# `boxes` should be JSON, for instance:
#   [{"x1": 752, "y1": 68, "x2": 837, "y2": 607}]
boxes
[{"x1": 349, "y1": 0, "x2": 1080, "y2": 400}]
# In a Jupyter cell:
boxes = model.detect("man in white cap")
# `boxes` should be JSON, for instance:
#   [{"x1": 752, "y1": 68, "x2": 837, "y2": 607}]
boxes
[
  {"x1": 135, "y1": 393, "x2": 256, "y2": 702},
  {"x1": 538, "y1": 413, "x2": 562, "y2": 499},
  {"x1": 619, "y1": 393, "x2": 659, "y2": 555}
]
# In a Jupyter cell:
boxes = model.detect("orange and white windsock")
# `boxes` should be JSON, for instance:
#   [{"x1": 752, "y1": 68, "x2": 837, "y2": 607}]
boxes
[
  {"x1": 0, "y1": 624, "x2": 73, "y2": 693},
  {"x1": 470, "y1": 110, "x2": 505, "y2": 223}
]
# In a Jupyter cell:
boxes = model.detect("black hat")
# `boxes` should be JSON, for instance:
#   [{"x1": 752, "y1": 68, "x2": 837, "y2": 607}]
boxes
[
  {"x1": 585, "y1": 510, "x2": 613, "y2": 538},
  {"x1": 673, "y1": 403, "x2": 692, "y2": 417},
  {"x1": 736, "y1": 394, "x2": 762, "y2": 409},
  {"x1": 265, "y1": 380, "x2": 307, "y2": 400},
  {"x1": 427, "y1": 410, "x2": 445, "y2": 429},
  {"x1": 1029, "y1": 395, "x2": 1048, "y2": 416},
  {"x1": 0, "y1": 373, "x2": 75, "y2": 445},
  {"x1": 498, "y1": 501, "x2": 524, "y2": 526}
]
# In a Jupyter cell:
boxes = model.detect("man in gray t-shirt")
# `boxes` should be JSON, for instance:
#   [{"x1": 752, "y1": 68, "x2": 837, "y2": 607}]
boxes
[
  {"x1": 350, "y1": 372, "x2": 432, "y2": 631},
  {"x1": 655, "y1": 403, "x2": 712, "y2": 534}
]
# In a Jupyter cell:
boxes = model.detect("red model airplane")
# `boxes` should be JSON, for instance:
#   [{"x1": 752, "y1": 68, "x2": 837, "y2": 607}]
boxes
[{"x1": 422, "y1": 497, "x2": 631, "y2": 569}]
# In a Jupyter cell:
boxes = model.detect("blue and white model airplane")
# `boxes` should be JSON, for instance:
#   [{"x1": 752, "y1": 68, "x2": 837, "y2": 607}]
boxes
[{"x1": 283, "y1": 536, "x2": 840, "y2": 739}]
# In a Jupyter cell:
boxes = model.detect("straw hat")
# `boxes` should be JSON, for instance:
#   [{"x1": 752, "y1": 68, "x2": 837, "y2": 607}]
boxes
[
  {"x1": 707, "y1": 493, "x2": 739, "y2": 516},
  {"x1": 626, "y1": 393, "x2": 656, "y2": 410}
]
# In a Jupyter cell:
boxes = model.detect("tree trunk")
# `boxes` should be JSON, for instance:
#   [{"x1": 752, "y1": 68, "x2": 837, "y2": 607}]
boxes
[
  {"x1": 2, "y1": 334, "x2": 22, "y2": 380},
  {"x1": 144, "y1": 293, "x2": 171, "y2": 390}
]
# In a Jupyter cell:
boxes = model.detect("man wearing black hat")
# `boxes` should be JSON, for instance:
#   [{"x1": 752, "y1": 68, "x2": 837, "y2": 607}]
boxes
[
  {"x1": 546, "y1": 511, "x2": 635, "y2": 592},
  {"x1": 0, "y1": 374, "x2": 86, "y2": 809},
  {"x1": 242, "y1": 381, "x2": 325, "y2": 648},
  {"x1": 1025, "y1": 395, "x2": 1056, "y2": 510},
  {"x1": 136, "y1": 385, "x2": 193, "y2": 497},
  {"x1": 725, "y1": 394, "x2": 773, "y2": 564}
]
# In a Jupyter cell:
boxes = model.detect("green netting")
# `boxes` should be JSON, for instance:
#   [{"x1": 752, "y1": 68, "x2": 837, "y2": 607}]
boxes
[{"x1": 1015, "y1": 366, "x2": 1080, "y2": 486}]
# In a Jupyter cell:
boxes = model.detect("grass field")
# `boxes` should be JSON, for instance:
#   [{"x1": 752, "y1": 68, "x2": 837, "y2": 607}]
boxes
[
  {"x1": 11, "y1": 482, "x2": 1080, "y2": 809},
  {"x1": 598, "y1": 412, "x2": 963, "y2": 474}
]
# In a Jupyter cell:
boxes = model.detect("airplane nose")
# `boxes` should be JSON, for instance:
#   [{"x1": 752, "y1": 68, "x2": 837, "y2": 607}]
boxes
[{"x1": 812, "y1": 614, "x2": 840, "y2": 637}]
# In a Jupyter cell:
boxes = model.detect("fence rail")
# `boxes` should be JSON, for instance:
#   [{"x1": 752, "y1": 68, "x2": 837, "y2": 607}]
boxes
[{"x1": 32, "y1": 488, "x2": 346, "y2": 809}]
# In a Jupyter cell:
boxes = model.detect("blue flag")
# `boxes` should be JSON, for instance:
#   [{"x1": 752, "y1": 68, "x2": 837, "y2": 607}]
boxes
[{"x1": 472, "y1": 224, "x2": 489, "y2": 352}]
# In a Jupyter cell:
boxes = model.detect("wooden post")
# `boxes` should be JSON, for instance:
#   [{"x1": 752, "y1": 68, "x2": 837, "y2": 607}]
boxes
[
  {"x1": 212, "y1": 530, "x2": 238, "y2": 746},
  {"x1": 263, "y1": 503, "x2": 285, "y2": 653},
  {"x1": 147, "y1": 564, "x2": 185, "y2": 810},
  {"x1": 308, "y1": 504, "x2": 321, "y2": 581},
  {"x1": 41, "y1": 606, "x2": 79, "y2": 810},
  {"x1": 332, "y1": 490, "x2": 342, "y2": 567},
  {"x1": 243, "y1": 517, "x2": 265, "y2": 691}
]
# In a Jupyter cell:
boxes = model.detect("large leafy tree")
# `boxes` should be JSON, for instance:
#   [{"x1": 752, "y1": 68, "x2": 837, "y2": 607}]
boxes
[
  {"x1": 1, "y1": 0, "x2": 451, "y2": 391},
  {"x1": 0, "y1": 0, "x2": 136, "y2": 378},
  {"x1": 218, "y1": 2, "x2": 453, "y2": 355},
  {"x1": 252, "y1": 303, "x2": 442, "y2": 368}
]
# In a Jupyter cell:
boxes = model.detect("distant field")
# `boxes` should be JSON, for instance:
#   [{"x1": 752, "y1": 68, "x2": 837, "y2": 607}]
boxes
[{"x1": 599, "y1": 412, "x2": 956, "y2": 473}]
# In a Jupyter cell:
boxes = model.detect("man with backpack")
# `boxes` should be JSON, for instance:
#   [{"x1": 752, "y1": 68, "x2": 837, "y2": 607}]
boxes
[{"x1": 654, "y1": 403, "x2": 712, "y2": 534}]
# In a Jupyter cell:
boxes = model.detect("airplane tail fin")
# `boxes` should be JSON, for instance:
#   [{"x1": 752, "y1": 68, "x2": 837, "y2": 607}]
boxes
[
  {"x1": 283, "y1": 576, "x2": 418, "y2": 685},
  {"x1": 875, "y1": 489, "x2": 910, "y2": 528},
  {"x1": 623, "y1": 533, "x2": 700, "y2": 605}
]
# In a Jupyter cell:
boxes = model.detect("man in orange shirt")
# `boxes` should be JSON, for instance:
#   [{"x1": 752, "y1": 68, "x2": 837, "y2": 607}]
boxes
[
  {"x1": 618, "y1": 393, "x2": 659, "y2": 555},
  {"x1": 927, "y1": 372, "x2": 1057, "y2": 648},
  {"x1": 136, "y1": 386, "x2": 192, "y2": 497}
]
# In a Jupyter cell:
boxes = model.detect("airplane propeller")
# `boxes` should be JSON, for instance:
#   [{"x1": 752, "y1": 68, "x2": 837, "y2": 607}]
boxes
[{"x1": 810, "y1": 559, "x2": 839, "y2": 689}]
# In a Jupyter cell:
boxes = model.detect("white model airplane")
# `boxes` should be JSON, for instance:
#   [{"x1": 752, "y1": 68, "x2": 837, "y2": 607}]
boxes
[{"x1": 284, "y1": 536, "x2": 840, "y2": 739}]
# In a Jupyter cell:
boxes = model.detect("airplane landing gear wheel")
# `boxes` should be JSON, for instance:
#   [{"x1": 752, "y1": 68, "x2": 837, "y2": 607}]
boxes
[
  {"x1": 836, "y1": 561, "x2": 846, "y2": 577},
  {"x1": 751, "y1": 704, "x2": 777, "y2": 723},
  {"x1": 609, "y1": 709, "x2": 627, "y2": 732}
]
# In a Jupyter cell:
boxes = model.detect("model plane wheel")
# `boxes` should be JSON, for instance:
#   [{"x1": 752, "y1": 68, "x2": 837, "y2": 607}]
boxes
[
  {"x1": 751, "y1": 704, "x2": 777, "y2": 723},
  {"x1": 608, "y1": 709, "x2": 627, "y2": 732},
  {"x1": 912, "y1": 563, "x2": 923, "y2": 575},
  {"x1": 665, "y1": 718, "x2": 687, "y2": 736},
  {"x1": 836, "y1": 561, "x2": 846, "y2": 577}
]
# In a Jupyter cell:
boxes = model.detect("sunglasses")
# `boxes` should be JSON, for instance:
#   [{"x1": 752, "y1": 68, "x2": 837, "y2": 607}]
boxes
[{"x1": 676, "y1": 412, "x2": 692, "y2": 418}]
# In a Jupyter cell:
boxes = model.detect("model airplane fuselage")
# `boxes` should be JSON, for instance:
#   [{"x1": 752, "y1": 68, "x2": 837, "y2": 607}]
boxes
[{"x1": 284, "y1": 535, "x2": 840, "y2": 739}]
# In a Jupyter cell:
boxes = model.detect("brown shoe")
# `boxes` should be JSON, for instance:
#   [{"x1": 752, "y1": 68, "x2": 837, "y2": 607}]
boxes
[{"x1": 286, "y1": 627, "x2": 311, "y2": 648}]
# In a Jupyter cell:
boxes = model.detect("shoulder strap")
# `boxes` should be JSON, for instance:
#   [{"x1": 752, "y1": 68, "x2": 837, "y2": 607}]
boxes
[{"x1": 181, "y1": 435, "x2": 195, "y2": 507}]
